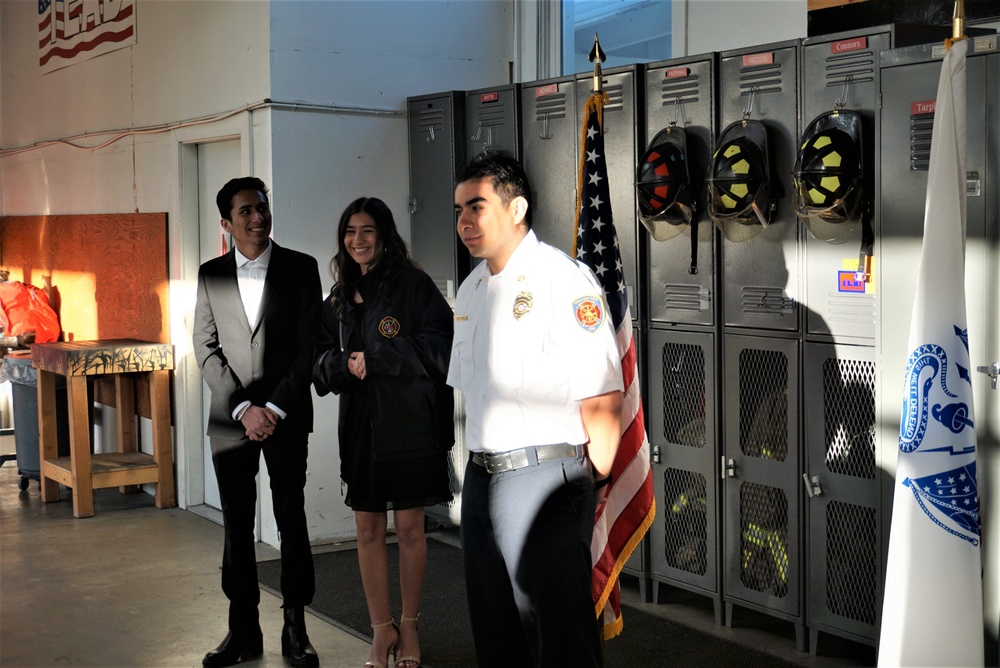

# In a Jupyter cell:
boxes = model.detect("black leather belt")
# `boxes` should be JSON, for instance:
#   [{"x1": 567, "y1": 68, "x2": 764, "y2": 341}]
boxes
[{"x1": 471, "y1": 443, "x2": 586, "y2": 474}]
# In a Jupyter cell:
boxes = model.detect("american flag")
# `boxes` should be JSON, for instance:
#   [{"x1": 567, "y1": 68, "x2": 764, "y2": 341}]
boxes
[
  {"x1": 38, "y1": 0, "x2": 137, "y2": 74},
  {"x1": 877, "y1": 38, "x2": 984, "y2": 667},
  {"x1": 574, "y1": 90, "x2": 656, "y2": 639}
]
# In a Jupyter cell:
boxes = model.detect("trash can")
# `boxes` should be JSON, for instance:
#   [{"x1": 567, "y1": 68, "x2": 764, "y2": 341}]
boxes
[{"x1": 0, "y1": 355, "x2": 70, "y2": 490}]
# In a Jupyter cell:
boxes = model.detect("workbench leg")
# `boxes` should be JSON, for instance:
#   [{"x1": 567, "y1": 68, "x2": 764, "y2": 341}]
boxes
[
  {"x1": 115, "y1": 375, "x2": 139, "y2": 494},
  {"x1": 37, "y1": 370, "x2": 60, "y2": 503},
  {"x1": 67, "y1": 375, "x2": 94, "y2": 518},
  {"x1": 149, "y1": 370, "x2": 175, "y2": 508}
]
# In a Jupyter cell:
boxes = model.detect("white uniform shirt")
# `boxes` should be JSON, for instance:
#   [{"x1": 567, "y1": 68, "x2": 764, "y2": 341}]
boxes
[{"x1": 447, "y1": 230, "x2": 623, "y2": 453}]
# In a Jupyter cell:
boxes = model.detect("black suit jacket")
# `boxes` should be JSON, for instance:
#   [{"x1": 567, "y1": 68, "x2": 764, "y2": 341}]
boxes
[{"x1": 193, "y1": 242, "x2": 322, "y2": 441}]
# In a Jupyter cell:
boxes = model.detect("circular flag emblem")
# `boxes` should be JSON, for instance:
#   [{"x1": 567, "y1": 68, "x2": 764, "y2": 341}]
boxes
[
  {"x1": 378, "y1": 316, "x2": 400, "y2": 338},
  {"x1": 573, "y1": 296, "x2": 605, "y2": 332}
]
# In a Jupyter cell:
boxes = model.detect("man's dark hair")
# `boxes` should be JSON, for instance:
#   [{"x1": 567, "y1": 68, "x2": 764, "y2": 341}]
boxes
[
  {"x1": 329, "y1": 197, "x2": 412, "y2": 318},
  {"x1": 216, "y1": 176, "x2": 269, "y2": 220},
  {"x1": 456, "y1": 154, "x2": 533, "y2": 229}
]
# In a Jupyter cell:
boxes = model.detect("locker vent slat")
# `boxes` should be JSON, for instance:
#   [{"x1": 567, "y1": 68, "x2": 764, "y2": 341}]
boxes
[
  {"x1": 910, "y1": 112, "x2": 934, "y2": 171},
  {"x1": 823, "y1": 50, "x2": 876, "y2": 87},
  {"x1": 741, "y1": 287, "x2": 796, "y2": 316},
  {"x1": 662, "y1": 284, "x2": 712, "y2": 312}
]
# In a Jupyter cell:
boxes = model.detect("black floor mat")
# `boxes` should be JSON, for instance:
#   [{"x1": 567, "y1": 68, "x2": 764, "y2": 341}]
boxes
[{"x1": 258, "y1": 539, "x2": 798, "y2": 668}]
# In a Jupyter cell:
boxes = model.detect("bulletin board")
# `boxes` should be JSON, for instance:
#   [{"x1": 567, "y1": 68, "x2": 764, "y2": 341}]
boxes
[{"x1": 0, "y1": 213, "x2": 169, "y2": 345}]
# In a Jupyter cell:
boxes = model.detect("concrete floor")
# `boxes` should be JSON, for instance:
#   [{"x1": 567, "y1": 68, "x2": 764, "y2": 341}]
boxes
[{"x1": 0, "y1": 432, "x2": 875, "y2": 668}]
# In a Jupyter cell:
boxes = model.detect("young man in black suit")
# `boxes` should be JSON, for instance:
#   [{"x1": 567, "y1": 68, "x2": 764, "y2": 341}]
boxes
[{"x1": 193, "y1": 176, "x2": 322, "y2": 667}]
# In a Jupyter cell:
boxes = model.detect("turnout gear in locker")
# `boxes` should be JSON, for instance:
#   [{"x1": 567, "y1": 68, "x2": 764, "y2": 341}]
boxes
[
  {"x1": 636, "y1": 126, "x2": 701, "y2": 273},
  {"x1": 708, "y1": 120, "x2": 778, "y2": 242}
]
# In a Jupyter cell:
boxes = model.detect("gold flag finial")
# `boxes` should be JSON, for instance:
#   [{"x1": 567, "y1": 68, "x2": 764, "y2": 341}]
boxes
[
  {"x1": 589, "y1": 33, "x2": 606, "y2": 93},
  {"x1": 953, "y1": 0, "x2": 966, "y2": 40}
]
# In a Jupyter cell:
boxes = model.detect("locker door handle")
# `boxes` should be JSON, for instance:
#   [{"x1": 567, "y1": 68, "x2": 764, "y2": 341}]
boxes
[
  {"x1": 722, "y1": 457, "x2": 736, "y2": 479},
  {"x1": 803, "y1": 473, "x2": 823, "y2": 498},
  {"x1": 976, "y1": 362, "x2": 999, "y2": 389},
  {"x1": 652, "y1": 445, "x2": 662, "y2": 465}
]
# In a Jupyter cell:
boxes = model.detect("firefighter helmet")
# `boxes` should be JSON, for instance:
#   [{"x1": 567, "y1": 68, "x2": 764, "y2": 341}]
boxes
[
  {"x1": 636, "y1": 127, "x2": 695, "y2": 241},
  {"x1": 708, "y1": 120, "x2": 776, "y2": 242},
  {"x1": 793, "y1": 110, "x2": 866, "y2": 243}
]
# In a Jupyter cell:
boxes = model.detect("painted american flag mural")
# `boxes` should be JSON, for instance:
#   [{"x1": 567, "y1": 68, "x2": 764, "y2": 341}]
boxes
[
  {"x1": 38, "y1": 0, "x2": 136, "y2": 74},
  {"x1": 574, "y1": 89, "x2": 656, "y2": 639}
]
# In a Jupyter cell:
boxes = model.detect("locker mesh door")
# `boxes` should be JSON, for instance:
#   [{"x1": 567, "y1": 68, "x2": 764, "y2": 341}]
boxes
[
  {"x1": 739, "y1": 481, "x2": 789, "y2": 597},
  {"x1": 662, "y1": 342, "x2": 707, "y2": 449},
  {"x1": 648, "y1": 331, "x2": 718, "y2": 596},
  {"x1": 826, "y1": 500, "x2": 877, "y2": 625},
  {"x1": 739, "y1": 349, "x2": 788, "y2": 462}
]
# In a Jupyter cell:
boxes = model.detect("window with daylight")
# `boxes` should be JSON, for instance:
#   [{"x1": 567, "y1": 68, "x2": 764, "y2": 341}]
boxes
[{"x1": 561, "y1": 0, "x2": 673, "y2": 75}]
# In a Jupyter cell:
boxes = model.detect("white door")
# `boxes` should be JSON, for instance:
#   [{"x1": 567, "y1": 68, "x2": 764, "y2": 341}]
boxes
[{"x1": 198, "y1": 139, "x2": 241, "y2": 511}]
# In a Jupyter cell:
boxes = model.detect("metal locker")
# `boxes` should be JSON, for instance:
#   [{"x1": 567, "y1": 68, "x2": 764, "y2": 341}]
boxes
[
  {"x1": 520, "y1": 75, "x2": 579, "y2": 256},
  {"x1": 798, "y1": 23, "x2": 973, "y2": 344},
  {"x1": 803, "y1": 341, "x2": 879, "y2": 649},
  {"x1": 576, "y1": 64, "x2": 645, "y2": 324},
  {"x1": 465, "y1": 84, "x2": 522, "y2": 162},
  {"x1": 647, "y1": 328, "x2": 722, "y2": 623},
  {"x1": 407, "y1": 91, "x2": 468, "y2": 303},
  {"x1": 722, "y1": 332, "x2": 805, "y2": 650},
  {"x1": 799, "y1": 28, "x2": 887, "y2": 344},
  {"x1": 717, "y1": 40, "x2": 801, "y2": 332},
  {"x1": 644, "y1": 54, "x2": 718, "y2": 328},
  {"x1": 407, "y1": 91, "x2": 467, "y2": 527}
]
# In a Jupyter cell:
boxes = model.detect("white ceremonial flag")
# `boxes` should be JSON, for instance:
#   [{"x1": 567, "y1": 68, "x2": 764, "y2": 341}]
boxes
[{"x1": 878, "y1": 38, "x2": 984, "y2": 667}]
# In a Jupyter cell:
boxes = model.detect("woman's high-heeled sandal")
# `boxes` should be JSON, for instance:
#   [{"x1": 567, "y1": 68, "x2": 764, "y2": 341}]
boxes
[
  {"x1": 395, "y1": 613, "x2": 421, "y2": 668},
  {"x1": 364, "y1": 619, "x2": 399, "y2": 668}
]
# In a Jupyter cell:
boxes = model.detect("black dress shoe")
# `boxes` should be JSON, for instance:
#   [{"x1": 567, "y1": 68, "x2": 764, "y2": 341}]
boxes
[
  {"x1": 203, "y1": 628, "x2": 264, "y2": 667},
  {"x1": 282, "y1": 607, "x2": 319, "y2": 667}
]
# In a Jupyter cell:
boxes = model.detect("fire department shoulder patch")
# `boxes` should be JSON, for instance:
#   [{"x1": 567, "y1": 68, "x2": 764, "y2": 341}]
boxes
[
  {"x1": 572, "y1": 296, "x2": 605, "y2": 333},
  {"x1": 378, "y1": 316, "x2": 400, "y2": 338}
]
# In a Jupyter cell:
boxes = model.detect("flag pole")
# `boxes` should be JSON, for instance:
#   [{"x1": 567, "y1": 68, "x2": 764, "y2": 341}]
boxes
[
  {"x1": 589, "y1": 33, "x2": 606, "y2": 94},
  {"x1": 948, "y1": 0, "x2": 967, "y2": 50}
]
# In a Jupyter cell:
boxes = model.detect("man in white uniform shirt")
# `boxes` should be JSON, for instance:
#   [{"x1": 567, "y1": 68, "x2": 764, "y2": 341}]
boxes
[{"x1": 448, "y1": 155, "x2": 623, "y2": 668}]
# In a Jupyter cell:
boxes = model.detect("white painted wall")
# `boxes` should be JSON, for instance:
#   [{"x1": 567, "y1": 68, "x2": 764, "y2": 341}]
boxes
[{"x1": 674, "y1": 0, "x2": 808, "y2": 57}]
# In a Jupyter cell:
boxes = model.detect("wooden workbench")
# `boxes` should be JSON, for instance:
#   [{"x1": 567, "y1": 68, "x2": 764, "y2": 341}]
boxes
[{"x1": 33, "y1": 340, "x2": 175, "y2": 518}]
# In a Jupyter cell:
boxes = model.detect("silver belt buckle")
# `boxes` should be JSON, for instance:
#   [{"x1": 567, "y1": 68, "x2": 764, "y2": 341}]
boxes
[{"x1": 484, "y1": 452, "x2": 511, "y2": 474}]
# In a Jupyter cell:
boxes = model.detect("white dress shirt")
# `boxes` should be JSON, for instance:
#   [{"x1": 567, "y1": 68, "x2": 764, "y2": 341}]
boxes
[{"x1": 230, "y1": 241, "x2": 287, "y2": 422}]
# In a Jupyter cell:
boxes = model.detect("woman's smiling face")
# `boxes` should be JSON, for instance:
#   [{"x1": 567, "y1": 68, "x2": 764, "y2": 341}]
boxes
[{"x1": 343, "y1": 211, "x2": 381, "y2": 274}]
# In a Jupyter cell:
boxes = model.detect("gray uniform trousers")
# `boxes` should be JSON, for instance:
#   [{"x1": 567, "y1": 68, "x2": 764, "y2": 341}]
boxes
[{"x1": 460, "y1": 453, "x2": 602, "y2": 668}]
